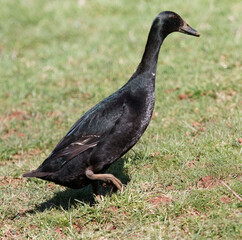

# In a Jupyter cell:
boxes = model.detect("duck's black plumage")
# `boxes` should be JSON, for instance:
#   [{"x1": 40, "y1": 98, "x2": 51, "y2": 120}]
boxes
[{"x1": 23, "y1": 11, "x2": 199, "y2": 191}]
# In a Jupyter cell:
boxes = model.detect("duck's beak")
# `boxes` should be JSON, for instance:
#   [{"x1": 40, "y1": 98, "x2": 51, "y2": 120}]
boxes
[{"x1": 179, "y1": 22, "x2": 200, "y2": 37}]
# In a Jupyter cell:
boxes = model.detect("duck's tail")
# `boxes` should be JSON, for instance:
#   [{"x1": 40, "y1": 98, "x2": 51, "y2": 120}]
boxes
[{"x1": 22, "y1": 169, "x2": 50, "y2": 178}]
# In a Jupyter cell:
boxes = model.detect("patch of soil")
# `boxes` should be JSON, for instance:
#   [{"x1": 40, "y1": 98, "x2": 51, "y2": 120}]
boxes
[
  {"x1": 151, "y1": 152, "x2": 161, "y2": 157},
  {"x1": 193, "y1": 122, "x2": 206, "y2": 134},
  {"x1": 143, "y1": 164, "x2": 153, "y2": 169},
  {"x1": 237, "y1": 138, "x2": 242, "y2": 145},
  {"x1": 27, "y1": 148, "x2": 42, "y2": 156},
  {"x1": 163, "y1": 154, "x2": 174, "y2": 160},
  {"x1": 47, "y1": 183, "x2": 56, "y2": 190},
  {"x1": 73, "y1": 222, "x2": 82, "y2": 233},
  {"x1": 47, "y1": 111, "x2": 62, "y2": 117},
  {"x1": 1, "y1": 129, "x2": 15, "y2": 140},
  {"x1": 11, "y1": 152, "x2": 24, "y2": 161},
  {"x1": 220, "y1": 196, "x2": 233, "y2": 204},
  {"x1": 106, "y1": 205, "x2": 119, "y2": 214},
  {"x1": 7, "y1": 110, "x2": 29, "y2": 121},
  {"x1": 0, "y1": 177, "x2": 24, "y2": 186},
  {"x1": 186, "y1": 121, "x2": 207, "y2": 137},
  {"x1": 3, "y1": 228, "x2": 21, "y2": 239},
  {"x1": 105, "y1": 205, "x2": 127, "y2": 217},
  {"x1": 104, "y1": 223, "x2": 117, "y2": 231},
  {"x1": 192, "y1": 121, "x2": 204, "y2": 127},
  {"x1": 1, "y1": 129, "x2": 26, "y2": 140},
  {"x1": 196, "y1": 176, "x2": 220, "y2": 189},
  {"x1": 53, "y1": 227, "x2": 66, "y2": 238},
  {"x1": 188, "y1": 208, "x2": 201, "y2": 217},
  {"x1": 166, "y1": 185, "x2": 175, "y2": 191},
  {"x1": 149, "y1": 195, "x2": 172, "y2": 206},
  {"x1": 178, "y1": 93, "x2": 190, "y2": 100},
  {"x1": 187, "y1": 161, "x2": 197, "y2": 168}
]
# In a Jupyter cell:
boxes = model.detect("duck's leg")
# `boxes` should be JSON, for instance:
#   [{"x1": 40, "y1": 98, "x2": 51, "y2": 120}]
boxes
[
  {"x1": 91, "y1": 181, "x2": 99, "y2": 195},
  {"x1": 91, "y1": 181, "x2": 103, "y2": 202},
  {"x1": 86, "y1": 168, "x2": 123, "y2": 191}
]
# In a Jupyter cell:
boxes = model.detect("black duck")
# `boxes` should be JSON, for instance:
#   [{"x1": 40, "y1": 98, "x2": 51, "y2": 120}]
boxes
[{"x1": 23, "y1": 11, "x2": 200, "y2": 194}]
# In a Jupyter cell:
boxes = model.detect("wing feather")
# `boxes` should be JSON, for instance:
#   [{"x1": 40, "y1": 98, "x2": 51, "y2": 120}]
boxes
[{"x1": 39, "y1": 96, "x2": 126, "y2": 170}]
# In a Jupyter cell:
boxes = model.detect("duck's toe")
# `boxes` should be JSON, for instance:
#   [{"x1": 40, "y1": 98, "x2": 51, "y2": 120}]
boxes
[{"x1": 86, "y1": 168, "x2": 124, "y2": 191}]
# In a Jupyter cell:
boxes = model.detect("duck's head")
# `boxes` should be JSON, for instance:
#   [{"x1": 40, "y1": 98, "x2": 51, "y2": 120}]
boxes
[{"x1": 157, "y1": 11, "x2": 200, "y2": 37}]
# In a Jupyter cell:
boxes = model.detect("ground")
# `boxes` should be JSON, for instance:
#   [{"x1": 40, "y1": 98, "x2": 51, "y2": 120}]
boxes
[{"x1": 0, "y1": 0, "x2": 241, "y2": 239}]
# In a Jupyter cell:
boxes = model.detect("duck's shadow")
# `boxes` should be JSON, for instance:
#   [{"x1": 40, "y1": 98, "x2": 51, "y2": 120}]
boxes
[{"x1": 26, "y1": 157, "x2": 130, "y2": 214}]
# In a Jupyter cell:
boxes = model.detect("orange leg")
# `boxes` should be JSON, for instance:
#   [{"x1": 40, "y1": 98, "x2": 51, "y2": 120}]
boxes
[{"x1": 86, "y1": 168, "x2": 124, "y2": 191}]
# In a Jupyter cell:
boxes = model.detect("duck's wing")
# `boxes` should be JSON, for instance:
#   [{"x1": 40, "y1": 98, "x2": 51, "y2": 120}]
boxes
[{"x1": 40, "y1": 98, "x2": 125, "y2": 169}]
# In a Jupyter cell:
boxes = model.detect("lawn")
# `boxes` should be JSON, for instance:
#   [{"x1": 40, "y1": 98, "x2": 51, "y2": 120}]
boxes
[{"x1": 0, "y1": 0, "x2": 241, "y2": 239}]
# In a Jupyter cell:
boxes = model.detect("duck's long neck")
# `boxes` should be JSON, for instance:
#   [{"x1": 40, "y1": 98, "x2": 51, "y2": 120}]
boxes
[{"x1": 136, "y1": 19, "x2": 168, "y2": 75}]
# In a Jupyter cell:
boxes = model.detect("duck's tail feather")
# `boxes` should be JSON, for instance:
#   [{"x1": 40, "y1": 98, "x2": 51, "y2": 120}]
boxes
[{"x1": 22, "y1": 169, "x2": 51, "y2": 178}]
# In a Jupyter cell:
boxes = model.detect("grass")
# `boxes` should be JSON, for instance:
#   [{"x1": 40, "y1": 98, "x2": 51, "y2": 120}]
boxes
[{"x1": 0, "y1": 0, "x2": 241, "y2": 239}]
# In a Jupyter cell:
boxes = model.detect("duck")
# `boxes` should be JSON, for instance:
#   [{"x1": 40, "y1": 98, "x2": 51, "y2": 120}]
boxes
[{"x1": 23, "y1": 11, "x2": 200, "y2": 194}]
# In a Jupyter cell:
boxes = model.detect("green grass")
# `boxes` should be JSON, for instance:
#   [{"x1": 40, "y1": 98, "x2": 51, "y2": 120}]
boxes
[{"x1": 0, "y1": 0, "x2": 241, "y2": 239}]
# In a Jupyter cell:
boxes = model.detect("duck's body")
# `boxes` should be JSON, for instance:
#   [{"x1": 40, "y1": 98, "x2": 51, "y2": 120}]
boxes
[
  {"x1": 23, "y1": 11, "x2": 199, "y2": 192},
  {"x1": 24, "y1": 70, "x2": 156, "y2": 189}
]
